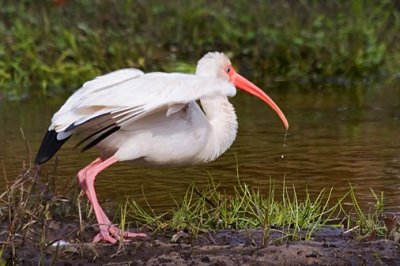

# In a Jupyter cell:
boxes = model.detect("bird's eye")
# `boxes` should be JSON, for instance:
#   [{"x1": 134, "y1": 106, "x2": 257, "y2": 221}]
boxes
[{"x1": 225, "y1": 66, "x2": 231, "y2": 73}]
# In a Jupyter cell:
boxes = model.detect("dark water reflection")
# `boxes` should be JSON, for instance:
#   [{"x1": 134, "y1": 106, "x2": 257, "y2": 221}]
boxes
[{"x1": 1, "y1": 83, "x2": 399, "y2": 212}]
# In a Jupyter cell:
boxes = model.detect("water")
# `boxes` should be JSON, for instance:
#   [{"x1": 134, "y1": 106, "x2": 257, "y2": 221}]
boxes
[{"x1": 1, "y1": 83, "x2": 399, "y2": 212}]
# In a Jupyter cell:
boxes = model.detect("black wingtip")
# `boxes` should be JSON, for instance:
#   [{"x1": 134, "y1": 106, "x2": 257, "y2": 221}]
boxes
[
  {"x1": 34, "y1": 130, "x2": 70, "y2": 165},
  {"x1": 81, "y1": 126, "x2": 120, "y2": 152}
]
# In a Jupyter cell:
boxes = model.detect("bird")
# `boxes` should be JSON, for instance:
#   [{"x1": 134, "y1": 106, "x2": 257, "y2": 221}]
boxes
[{"x1": 34, "y1": 52, "x2": 289, "y2": 244}]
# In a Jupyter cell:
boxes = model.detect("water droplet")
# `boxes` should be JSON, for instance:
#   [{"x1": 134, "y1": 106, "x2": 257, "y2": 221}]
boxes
[{"x1": 280, "y1": 129, "x2": 288, "y2": 159}]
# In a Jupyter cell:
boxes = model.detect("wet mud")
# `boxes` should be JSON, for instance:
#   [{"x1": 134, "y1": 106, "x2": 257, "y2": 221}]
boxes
[{"x1": 2, "y1": 221, "x2": 399, "y2": 265}]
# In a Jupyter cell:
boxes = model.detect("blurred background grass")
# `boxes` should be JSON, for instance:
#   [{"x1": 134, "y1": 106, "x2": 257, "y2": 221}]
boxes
[{"x1": 0, "y1": 0, "x2": 399, "y2": 100}]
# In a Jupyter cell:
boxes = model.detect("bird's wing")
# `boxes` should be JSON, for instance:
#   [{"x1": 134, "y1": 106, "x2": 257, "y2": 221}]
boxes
[
  {"x1": 50, "y1": 69, "x2": 236, "y2": 148},
  {"x1": 53, "y1": 68, "x2": 144, "y2": 123}
]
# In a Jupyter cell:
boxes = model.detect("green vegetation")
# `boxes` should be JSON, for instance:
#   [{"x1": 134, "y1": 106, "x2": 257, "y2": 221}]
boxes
[
  {"x1": 1, "y1": 165, "x2": 398, "y2": 262},
  {"x1": 1, "y1": 1, "x2": 400, "y2": 100},
  {"x1": 0, "y1": 167, "x2": 391, "y2": 245},
  {"x1": 127, "y1": 178, "x2": 392, "y2": 243}
]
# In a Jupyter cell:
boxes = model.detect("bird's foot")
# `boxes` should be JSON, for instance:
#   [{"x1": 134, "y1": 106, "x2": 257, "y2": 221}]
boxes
[{"x1": 93, "y1": 224, "x2": 147, "y2": 244}]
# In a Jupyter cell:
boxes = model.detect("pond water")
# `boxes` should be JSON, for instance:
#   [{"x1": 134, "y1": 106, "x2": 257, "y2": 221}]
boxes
[{"x1": 1, "y1": 82, "x2": 399, "y2": 212}]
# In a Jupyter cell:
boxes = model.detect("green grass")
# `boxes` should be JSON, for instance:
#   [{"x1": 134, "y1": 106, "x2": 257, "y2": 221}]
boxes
[
  {"x1": 1, "y1": 1, "x2": 400, "y2": 100},
  {"x1": 341, "y1": 184, "x2": 387, "y2": 240},
  {"x1": 125, "y1": 177, "x2": 391, "y2": 242},
  {"x1": 0, "y1": 163, "x2": 397, "y2": 262}
]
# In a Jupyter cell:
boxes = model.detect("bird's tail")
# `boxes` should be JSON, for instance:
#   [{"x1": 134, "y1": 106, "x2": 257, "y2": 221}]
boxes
[{"x1": 34, "y1": 130, "x2": 70, "y2": 165}]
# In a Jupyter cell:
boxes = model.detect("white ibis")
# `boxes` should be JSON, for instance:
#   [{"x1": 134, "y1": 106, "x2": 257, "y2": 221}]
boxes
[{"x1": 35, "y1": 52, "x2": 289, "y2": 243}]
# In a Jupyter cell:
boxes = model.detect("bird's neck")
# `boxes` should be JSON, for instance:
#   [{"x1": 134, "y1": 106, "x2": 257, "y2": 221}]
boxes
[{"x1": 198, "y1": 95, "x2": 238, "y2": 163}]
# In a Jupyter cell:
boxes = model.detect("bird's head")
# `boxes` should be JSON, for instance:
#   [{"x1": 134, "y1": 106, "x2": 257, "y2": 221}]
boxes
[{"x1": 196, "y1": 52, "x2": 289, "y2": 130}]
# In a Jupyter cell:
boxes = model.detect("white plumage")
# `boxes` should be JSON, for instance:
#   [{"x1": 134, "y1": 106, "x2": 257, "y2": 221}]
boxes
[
  {"x1": 35, "y1": 52, "x2": 289, "y2": 243},
  {"x1": 51, "y1": 69, "x2": 238, "y2": 164}
]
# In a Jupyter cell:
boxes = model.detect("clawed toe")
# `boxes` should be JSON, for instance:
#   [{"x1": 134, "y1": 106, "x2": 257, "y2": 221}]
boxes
[
  {"x1": 93, "y1": 232, "x2": 117, "y2": 244},
  {"x1": 92, "y1": 224, "x2": 147, "y2": 244}
]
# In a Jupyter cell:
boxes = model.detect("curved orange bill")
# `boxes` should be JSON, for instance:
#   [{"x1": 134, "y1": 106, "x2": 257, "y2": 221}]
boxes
[{"x1": 230, "y1": 68, "x2": 289, "y2": 129}]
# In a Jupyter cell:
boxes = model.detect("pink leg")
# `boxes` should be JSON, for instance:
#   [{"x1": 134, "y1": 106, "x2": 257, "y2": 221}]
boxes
[
  {"x1": 77, "y1": 156, "x2": 147, "y2": 244},
  {"x1": 78, "y1": 158, "x2": 111, "y2": 225}
]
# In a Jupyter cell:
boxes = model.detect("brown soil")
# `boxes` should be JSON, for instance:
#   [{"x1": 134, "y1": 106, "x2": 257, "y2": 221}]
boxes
[{"x1": 2, "y1": 221, "x2": 399, "y2": 265}]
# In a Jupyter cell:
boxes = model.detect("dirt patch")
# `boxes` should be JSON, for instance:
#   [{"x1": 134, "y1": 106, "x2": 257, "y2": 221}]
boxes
[{"x1": 2, "y1": 222, "x2": 399, "y2": 265}]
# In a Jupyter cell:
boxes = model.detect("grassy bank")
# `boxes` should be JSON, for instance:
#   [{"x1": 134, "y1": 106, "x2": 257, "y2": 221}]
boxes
[
  {"x1": 1, "y1": 1, "x2": 400, "y2": 100},
  {"x1": 127, "y1": 180, "x2": 391, "y2": 242},
  {"x1": 0, "y1": 166, "x2": 397, "y2": 251}
]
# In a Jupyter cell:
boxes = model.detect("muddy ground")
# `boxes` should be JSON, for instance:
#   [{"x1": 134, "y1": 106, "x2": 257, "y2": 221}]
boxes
[{"x1": 2, "y1": 221, "x2": 400, "y2": 266}]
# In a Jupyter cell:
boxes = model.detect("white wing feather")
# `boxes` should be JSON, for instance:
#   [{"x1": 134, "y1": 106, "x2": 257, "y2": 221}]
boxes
[
  {"x1": 50, "y1": 68, "x2": 236, "y2": 134},
  {"x1": 52, "y1": 68, "x2": 143, "y2": 122}
]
